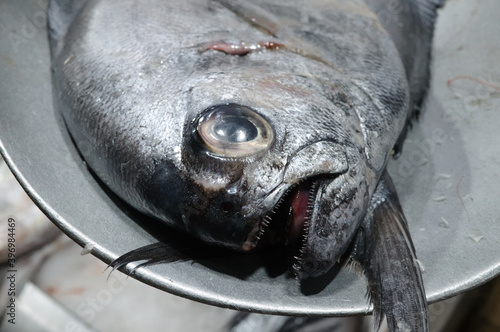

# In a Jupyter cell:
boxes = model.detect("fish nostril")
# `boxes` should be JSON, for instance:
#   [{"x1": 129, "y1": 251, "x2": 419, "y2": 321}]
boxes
[{"x1": 221, "y1": 202, "x2": 234, "y2": 213}]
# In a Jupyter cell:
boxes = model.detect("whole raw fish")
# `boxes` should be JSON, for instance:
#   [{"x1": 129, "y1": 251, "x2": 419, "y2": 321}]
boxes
[{"x1": 48, "y1": 0, "x2": 442, "y2": 331}]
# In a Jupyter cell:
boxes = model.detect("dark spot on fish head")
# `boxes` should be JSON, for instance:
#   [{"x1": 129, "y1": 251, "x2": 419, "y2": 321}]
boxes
[
  {"x1": 221, "y1": 201, "x2": 234, "y2": 213},
  {"x1": 184, "y1": 194, "x2": 246, "y2": 248}
]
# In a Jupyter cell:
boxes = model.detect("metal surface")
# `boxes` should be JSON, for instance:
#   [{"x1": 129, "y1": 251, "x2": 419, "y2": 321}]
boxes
[{"x1": 1, "y1": 0, "x2": 499, "y2": 316}]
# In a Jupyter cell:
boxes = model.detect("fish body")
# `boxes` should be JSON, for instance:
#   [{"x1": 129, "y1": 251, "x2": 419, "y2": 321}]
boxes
[{"x1": 48, "y1": 0, "x2": 442, "y2": 331}]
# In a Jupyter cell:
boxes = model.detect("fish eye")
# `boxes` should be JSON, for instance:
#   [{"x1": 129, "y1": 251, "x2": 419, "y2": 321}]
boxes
[{"x1": 196, "y1": 104, "x2": 274, "y2": 158}]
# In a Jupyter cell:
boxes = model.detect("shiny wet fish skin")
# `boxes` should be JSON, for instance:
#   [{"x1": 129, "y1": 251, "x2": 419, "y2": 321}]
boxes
[
  {"x1": 48, "y1": 1, "x2": 442, "y2": 331},
  {"x1": 50, "y1": 0, "x2": 407, "y2": 267}
]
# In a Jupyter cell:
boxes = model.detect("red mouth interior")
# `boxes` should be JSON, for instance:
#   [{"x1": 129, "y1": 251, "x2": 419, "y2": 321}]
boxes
[
  {"x1": 287, "y1": 183, "x2": 311, "y2": 243},
  {"x1": 253, "y1": 179, "x2": 316, "y2": 250}
]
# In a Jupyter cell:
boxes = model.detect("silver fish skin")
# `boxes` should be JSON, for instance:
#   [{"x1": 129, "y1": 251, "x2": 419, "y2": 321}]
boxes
[
  {"x1": 49, "y1": 0, "x2": 441, "y2": 331},
  {"x1": 50, "y1": 0, "x2": 406, "y2": 257}
]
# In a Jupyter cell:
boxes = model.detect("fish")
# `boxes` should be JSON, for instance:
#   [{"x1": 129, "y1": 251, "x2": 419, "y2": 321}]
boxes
[{"x1": 48, "y1": 0, "x2": 442, "y2": 331}]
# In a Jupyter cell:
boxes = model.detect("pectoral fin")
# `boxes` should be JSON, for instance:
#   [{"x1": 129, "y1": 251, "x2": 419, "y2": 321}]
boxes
[
  {"x1": 352, "y1": 171, "x2": 428, "y2": 332},
  {"x1": 107, "y1": 242, "x2": 191, "y2": 278}
]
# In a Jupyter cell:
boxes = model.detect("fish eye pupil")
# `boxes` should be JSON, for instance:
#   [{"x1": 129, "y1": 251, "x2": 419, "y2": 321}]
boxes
[
  {"x1": 222, "y1": 202, "x2": 234, "y2": 212},
  {"x1": 214, "y1": 117, "x2": 258, "y2": 143}
]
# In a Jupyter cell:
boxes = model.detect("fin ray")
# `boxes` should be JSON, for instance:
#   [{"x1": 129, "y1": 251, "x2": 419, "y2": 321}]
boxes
[
  {"x1": 107, "y1": 242, "x2": 187, "y2": 277},
  {"x1": 353, "y1": 171, "x2": 428, "y2": 332}
]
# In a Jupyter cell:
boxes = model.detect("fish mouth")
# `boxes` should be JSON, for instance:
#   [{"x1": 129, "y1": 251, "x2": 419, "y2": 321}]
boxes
[{"x1": 243, "y1": 175, "x2": 334, "y2": 272}]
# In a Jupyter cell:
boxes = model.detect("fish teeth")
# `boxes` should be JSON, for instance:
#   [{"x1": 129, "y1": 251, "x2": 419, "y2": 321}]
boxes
[
  {"x1": 255, "y1": 183, "x2": 301, "y2": 246},
  {"x1": 254, "y1": 214, "x2": 273, "y2": 245},
  {"x1": 291, "y1": 179, "x2": 321, "y2": 273}
]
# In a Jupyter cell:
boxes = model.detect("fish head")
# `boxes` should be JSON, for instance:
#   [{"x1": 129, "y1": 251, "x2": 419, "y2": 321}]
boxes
[
  {"x1": 145, "y1": 53, "x2": 382, "y2": 279},
  {"x1": 52, "y1": 0, "x2": 405, "y2": 279}
]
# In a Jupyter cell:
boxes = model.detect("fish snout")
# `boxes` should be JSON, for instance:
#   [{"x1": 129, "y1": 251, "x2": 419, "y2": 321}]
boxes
[{"x1": 283, "y1": 141, "x2": 348, "y2": 184}]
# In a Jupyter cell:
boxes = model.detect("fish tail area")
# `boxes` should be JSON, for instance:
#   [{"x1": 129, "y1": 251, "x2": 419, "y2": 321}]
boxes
[{"x1": 352, "y1": 171, "x2": 428, "y2": 332}]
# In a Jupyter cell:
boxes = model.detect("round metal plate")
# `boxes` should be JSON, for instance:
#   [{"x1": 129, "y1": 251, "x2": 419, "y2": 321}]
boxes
[{"x1": 1, "y1": 0, "x2": 499, "y2": 316}]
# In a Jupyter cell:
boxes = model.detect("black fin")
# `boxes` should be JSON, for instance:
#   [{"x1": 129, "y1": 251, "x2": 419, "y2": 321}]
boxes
[
  {"x1": 410, "y1": 0, "x2": 444, "y2": 34},
  {"x1": 107, "y1": 242, "x2": 189, "y2": 277},
  {"x1": 352, "y1": 171, "x2": 428, "y2": 332},
  {"x1": 107, "y1": 234, "x2": 232, "y2": 277},
  {"x1": 393, "y1": 0, "x2": 444, "y2": 156}
]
